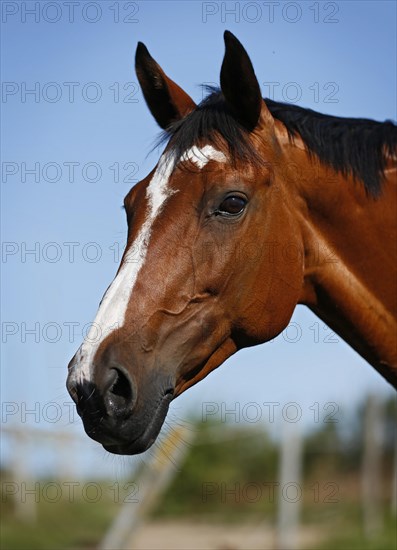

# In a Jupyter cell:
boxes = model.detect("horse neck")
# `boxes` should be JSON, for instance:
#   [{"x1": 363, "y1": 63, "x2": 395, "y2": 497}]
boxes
[{"x1": 278, "y1": 132, "x2": 397, "y2": 387}]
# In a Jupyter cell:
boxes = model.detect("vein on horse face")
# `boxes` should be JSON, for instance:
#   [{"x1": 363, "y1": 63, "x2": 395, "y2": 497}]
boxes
[{"x1": 71, "y1": 145, "x2": 227, "y2": 384}]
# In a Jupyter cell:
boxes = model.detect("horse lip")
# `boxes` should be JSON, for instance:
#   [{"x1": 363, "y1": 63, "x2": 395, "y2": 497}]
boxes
[{"x1": 103, "y1": 390, "x2": 174, "y2": 455}]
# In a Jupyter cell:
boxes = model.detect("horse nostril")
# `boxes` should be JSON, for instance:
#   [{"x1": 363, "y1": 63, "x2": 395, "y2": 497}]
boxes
[
  {"x1": 109, "y1": 368, "x2": 132, "y2": 400},
  {"x1": 104, "y1": 367, "x2": 134, "y2": 416}
]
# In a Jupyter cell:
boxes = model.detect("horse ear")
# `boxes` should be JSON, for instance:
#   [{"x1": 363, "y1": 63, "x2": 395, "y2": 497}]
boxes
[
  {"x1": 135, "y1": 42, "x2": 196, "y2": 130},
  {"x1": 220, "y1": 31, "x2": 262, "y2": 131}
]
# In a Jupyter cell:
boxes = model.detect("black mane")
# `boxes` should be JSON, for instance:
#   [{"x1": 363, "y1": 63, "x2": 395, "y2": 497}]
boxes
[{"x1": 158, "y1": 89, "x2": 397, "y2": 196}]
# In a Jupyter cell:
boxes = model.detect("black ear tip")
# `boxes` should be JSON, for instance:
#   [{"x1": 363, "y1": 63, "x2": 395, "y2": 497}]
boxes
[
  {"x1": 135, "y1": 41, "x2": 150, "y2": 61},
  {"x1": 223, "y1": 30, "x2": 240, "y2": 47},
  {"x1": 223, "y1": 30, "x2": 233, "y2": 43}
]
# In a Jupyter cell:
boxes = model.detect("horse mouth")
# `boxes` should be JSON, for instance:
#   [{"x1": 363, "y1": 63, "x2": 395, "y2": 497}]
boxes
[{"x1": 102, "y1": 391, "x2": 173, "y2": 455}]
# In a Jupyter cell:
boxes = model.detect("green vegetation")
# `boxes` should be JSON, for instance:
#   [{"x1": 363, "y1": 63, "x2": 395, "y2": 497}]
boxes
[
  {"x1": 1, "y1": 479, "x2": 118, "y2": 550},
  {"x1": 317, "y1": 513, "x2": 397, "y2": 550},
  {"x1": 152, "y1": 423, "x2": 278, "y2": 521}
]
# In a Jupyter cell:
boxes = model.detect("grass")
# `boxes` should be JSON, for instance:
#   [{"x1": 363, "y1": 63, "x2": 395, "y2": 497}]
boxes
[
  {"x1": 1, "y1": 481, "x2": 119, "y2": 550},
  {"x1": 316, "y1": 513, "x2": 396, "y2": 550}
]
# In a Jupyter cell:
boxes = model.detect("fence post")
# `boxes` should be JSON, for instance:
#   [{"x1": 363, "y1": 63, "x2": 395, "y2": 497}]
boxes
[
  {"x1": 362, "y1": 394, "x2": 384, "y2": 538},
  {"x1": 276, "y1": 421, "x2": 303, "y2": 550}
]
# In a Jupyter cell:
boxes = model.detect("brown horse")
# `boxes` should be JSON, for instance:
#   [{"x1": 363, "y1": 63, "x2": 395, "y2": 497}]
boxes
[{"x1": 67, "y1": 32, "x2": 397, "y2": 455}]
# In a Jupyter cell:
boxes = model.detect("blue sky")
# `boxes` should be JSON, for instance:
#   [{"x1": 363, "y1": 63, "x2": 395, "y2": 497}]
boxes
[{"x1": 1, "y1": 1, "x2": 396, "y2": 474}]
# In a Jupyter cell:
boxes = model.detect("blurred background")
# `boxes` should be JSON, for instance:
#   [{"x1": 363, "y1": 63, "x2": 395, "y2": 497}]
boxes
[{"x1": 1, "y1": 1, "x2": 396, "y2": 548}]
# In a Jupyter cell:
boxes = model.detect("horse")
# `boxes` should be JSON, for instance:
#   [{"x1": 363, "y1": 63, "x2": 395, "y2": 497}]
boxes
[{"x1": 67, "y1": 31, "x2": 397, "y2": 455}]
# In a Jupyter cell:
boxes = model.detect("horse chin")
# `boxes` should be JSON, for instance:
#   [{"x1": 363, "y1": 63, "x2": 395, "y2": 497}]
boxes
[
  {"x1": 103, "y1": 436, "x2": 154, "y2": 455},
  {"x1": 99, "y1": 392, "x2": 173, "y2": 456}
]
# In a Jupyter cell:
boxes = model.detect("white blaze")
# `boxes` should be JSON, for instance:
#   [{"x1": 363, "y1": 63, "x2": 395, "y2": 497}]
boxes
[
  {"x1": 71, "y1": 145, "x2": 226, "y2": 383},
  {"x1": 181, "y1": 144, "x2": 227, "y2": 168}
]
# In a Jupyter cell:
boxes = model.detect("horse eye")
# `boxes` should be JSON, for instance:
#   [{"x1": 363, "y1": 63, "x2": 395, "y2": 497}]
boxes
[{"x1": 218, "y1": 196, "x2": 247, "y2": 215}]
